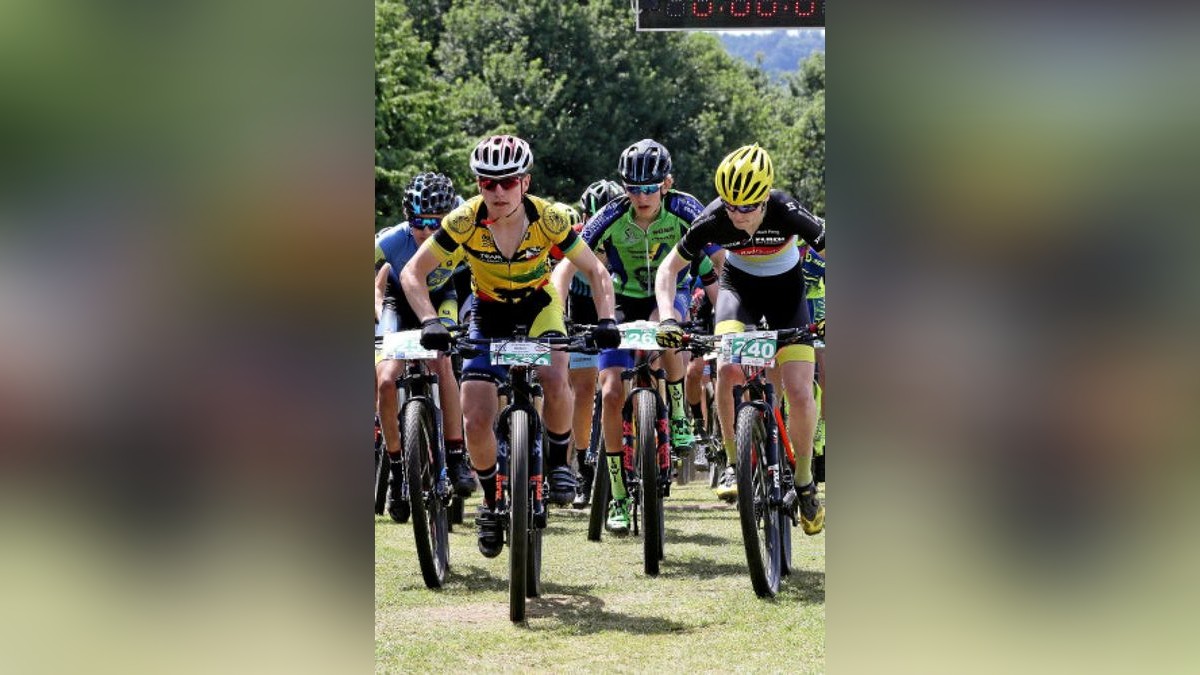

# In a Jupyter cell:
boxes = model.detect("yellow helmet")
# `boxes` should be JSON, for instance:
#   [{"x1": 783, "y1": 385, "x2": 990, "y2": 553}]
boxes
[{"x1": 714, "y1": 144, "x2": 774, "y2": 205}]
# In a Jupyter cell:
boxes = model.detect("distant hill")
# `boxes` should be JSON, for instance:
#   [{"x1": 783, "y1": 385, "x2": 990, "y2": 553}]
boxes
[{"x1": 719, "y1": 29, "x2": 825, "y2": 77}]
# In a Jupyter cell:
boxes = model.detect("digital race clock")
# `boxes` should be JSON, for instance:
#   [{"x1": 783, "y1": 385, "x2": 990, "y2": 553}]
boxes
[{"x1": 635, "y1": 0, "x2": 825, "y2": 31}]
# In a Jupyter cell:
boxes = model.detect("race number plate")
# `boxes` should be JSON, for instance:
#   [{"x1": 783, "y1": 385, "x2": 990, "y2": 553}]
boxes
[
  {"x1": 721, "y1": 331, "x2": 778, "y2": 366},
  {"x1": 491, "y1": 340, "x2": 552, "y2": 366},
  {"x1": 618, "y1": 320, "x2": 663, "y2": 351},
  {"x1": 380, "y1": 330, "x2": 439, "y2": 361}
]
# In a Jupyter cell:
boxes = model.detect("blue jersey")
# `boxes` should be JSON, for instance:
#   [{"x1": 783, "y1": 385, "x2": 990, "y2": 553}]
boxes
[{"x1": 374, "y1": 222, "x2": 464, "y2": 297}]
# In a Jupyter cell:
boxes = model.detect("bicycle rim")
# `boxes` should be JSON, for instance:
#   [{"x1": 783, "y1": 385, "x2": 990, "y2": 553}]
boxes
[
  {"x1": 375, "y1": 446, "x2": 389, "y2": 516},
  {"x1": 404, "y1": 401, "x2": 448, "y2": 588},
  {"x1": 508, "y1": 409, "x2": 530, "y2": 622},
  {"x1": 636, "y1": 391, "x2": 661, "y2": 576},
  {"x1": 735, "y1": 406, "x2": 780, "y2": 597}
]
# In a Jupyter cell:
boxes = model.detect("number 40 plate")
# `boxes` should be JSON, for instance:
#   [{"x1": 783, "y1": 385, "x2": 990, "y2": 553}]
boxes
[{"x1": 721, "y1": 331, "x2": 777, "y2": 366}]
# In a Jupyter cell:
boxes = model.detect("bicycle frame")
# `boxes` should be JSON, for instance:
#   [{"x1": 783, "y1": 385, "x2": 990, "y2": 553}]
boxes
[{"x1": 495, "y1": 364, "x2": 546, "y2": 530}]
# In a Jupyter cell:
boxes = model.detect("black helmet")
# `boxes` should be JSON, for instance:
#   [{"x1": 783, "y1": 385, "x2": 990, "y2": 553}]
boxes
[
  {"x1": 578, "y1": 179, "x2": 623, "y2": 217},
  {"x1": 404, "y1": 172, "x2": 457, "y2": 219},
  {"x1": 617, "y1": 139, "x2": 672, "y2": 185}
]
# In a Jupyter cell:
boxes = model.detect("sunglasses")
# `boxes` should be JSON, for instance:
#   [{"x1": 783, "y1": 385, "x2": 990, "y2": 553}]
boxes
[
  {"x1": 624, "y1": 183, "x2": 663, "y2": 196},
  {"x1": 477, "y1": 176, "x2": 523, "y2": 192},
  {"x1": 722, "y1": 200, "x2": 765, "y2": 214},
  {"x1": 410, "y1": 216, "x2": 443, "y2": 230}
]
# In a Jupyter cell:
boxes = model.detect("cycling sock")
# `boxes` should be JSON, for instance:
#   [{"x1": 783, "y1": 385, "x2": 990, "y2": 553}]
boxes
[
  {"x1": 689, "y1": 402, "x2": 704, "y2": 423},
  {"x1": 475, "y1": 463, "x2": 498, "y2": 509},
  {"x1": 445, "y1": 438, "x2": 466, "y2": 465},
  {"x1": 666, "y1": 379, "x2": 686, "y2": 420},
  {"x1": 574, "y1": 447, "x2": 590, "y2": 470},
  {"x1": 795, "y1": 452, "x2": 814, "y2": 486},
  {"x1": 723, "y1": 437, "x2": 736, "y2": 465},
  {"x1": 546, "y1": 429, "x2": 571, "y2": 468},
  {"x1": 606, "y1": 454, "x2": 627, "y2": 501}
]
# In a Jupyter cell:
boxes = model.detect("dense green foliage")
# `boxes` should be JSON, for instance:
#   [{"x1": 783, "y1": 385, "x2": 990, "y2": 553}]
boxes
[{"x1": 376, "y1": 0, "x2": 825, "y2": 227}]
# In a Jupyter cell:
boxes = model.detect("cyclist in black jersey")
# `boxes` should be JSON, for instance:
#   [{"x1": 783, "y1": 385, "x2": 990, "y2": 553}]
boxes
[{"x1": 654, "y1": 144, "x2": 826, "y2": 534}]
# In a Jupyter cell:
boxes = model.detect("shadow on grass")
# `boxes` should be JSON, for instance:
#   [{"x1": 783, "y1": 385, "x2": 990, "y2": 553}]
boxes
[
  {"x1": 524, "y1": 581, "x2": 692, "y2": 635},
  {"x1": 658, "y1": 557, "x2": 757, "y2": 581},
  {"x1": 663, "y1": 530, "x2": 727, "y2": 546},
  {"x1": 436, "y1": 563, "x2": 511, "y2": 594},
  {"x1": 777, "y1": 568, "x2": 825, "y2": 604}
]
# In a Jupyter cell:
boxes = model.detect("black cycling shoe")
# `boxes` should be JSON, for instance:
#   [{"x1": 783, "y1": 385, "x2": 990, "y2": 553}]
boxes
[
  {"x1": 386, "y1": 457, "x2": 410, "y2": 523},
  {"x1": 475, "y1": 505, "x2": 505, "y2": 558},
  {"x1": 447, "y1": 452, "x2": 477, "y2": 497},
  {"x1": 572, "y1": 460, "x2": 594, "y2": 509},
  {"x1": 547, "y1": 465, "x2": 577, "y2": 506}
]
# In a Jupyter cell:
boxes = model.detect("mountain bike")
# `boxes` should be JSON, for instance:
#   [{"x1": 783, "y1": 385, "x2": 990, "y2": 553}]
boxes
[
  {"x1": 455, "y1": 327, "x2": 598, "y2": 622},
  {"x1": 683, "y1": 325, "x2": 818, "y2": 597},
  {"x1": 583, "y1": 321, "x2": 690, "y2": 575},
  {"x1": 377, "y1": 329, "x2": 459, "y2": 589}
]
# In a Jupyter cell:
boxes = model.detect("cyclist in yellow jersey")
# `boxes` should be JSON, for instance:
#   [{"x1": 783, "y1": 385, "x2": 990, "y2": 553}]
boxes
[{"x1": 401, "y1": 135, "x2": 620, "y2": 558}]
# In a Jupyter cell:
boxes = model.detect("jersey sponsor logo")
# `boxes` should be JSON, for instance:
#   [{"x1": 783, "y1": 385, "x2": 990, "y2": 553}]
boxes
[
  {"x1": 517, "y1": 246, "x2": 544, "y2": 261},
  {"x1": 463, "y1": 246, "x2": 509, "y2": 265},
  {"x1": 732, "y1": 243, "x2": 790, "y2": 257}
]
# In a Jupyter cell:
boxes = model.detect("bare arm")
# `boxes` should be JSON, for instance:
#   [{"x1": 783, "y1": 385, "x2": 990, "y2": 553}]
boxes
[
  {"x1": 563, "y1": 243, "x2": 614, "y2": 320},
  {"x1": 550, "y1": 258, "x2": 575, "y2": 309},
  {"x1": 375, "y1": 264, "x2": 391, "y2": 321},
  {"x1": 654, "y1": 248, "x2": 691, "y2": 320},
  {"x1": 399, "y1": 244, "x2": 443, "y2": 322},
  {"x1": 704, "y1": 249, "x2": 725, "y2": 305}
]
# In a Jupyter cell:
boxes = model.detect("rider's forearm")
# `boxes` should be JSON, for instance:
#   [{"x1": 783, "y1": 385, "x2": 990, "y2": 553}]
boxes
[
  {"x1": 399, "y1": 269, "x2": 438, "y2": 322},
  {"x1": 588, "y1": 267, "x2": 615, "y2": 319}
]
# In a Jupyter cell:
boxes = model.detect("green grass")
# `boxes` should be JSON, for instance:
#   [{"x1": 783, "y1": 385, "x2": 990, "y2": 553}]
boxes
[{"x1": 376, "y1": 475, "x2": 825, "y2": 674}]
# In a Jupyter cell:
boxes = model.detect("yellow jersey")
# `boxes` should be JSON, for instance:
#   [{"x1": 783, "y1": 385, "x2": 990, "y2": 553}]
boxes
[{"x1": 426, "y1": 194, "x2": 581, "y2": 303}]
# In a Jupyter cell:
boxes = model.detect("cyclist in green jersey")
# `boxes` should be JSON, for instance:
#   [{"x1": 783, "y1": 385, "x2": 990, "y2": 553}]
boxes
[{"x1": 553, "y1": 139, "x2": 721, "y2": 533}]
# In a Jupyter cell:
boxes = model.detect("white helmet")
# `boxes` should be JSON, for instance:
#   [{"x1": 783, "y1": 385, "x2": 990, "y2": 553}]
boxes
[{"x1": 470, "y1": 135, "x2": 533, "y2": 178}]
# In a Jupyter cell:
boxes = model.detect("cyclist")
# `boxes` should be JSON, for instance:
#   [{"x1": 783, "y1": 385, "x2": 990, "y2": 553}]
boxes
[
  {"x1": 400, "y1": 135, "x2": 620, "y2": 558},
  {"x1": 374, "y1": 173, "x2": 473, "y2": 523},
  {"x1": 553, "y1": 180, "x2": 624, "y2": 509},
  {"x1": 654, "y1": 143, "x2": 827, "y2": 535},
  {"x1": 800, "y1": 243, "x2": 826, "y2": 475},
  {"x1": 554, "y1": 139, "x2": 720, "y2": 534}
]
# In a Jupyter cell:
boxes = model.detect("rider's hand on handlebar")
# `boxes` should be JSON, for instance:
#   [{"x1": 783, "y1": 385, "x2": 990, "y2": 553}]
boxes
[
  {"x1": 593, "y1": 318, "x2": 621, "y2": 350},
  {"x1": 656, "y1": 318, "x2": 684, "y2": 349},
  {"x1": 812, "y1": 318, "x2": 825, "y2": 340},
  {"x1": 419, "y1": 318, "x2": 452, "y2": 351}
]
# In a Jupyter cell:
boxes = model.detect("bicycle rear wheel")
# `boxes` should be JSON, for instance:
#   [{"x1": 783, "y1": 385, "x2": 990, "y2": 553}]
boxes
[
  {"x1": 587, "y1": 450, "x2": 610, "y2": 542},
  {"x1": 706, "y1": 388, "x2": 726, "y2": 489},
  {"x1": 635, "y1": 391, "x2": 662, "y2": 576},
  {"x1": 375, "y1": 437, "x2": 389, "y2": 516},
  {"x1": 735, "y1": 405, "x2": 781, "y2": 597},
  {"x1": 508, "y1": 409, "x2": 531, "y2": 622},
  {"x1": 404, "y1": 401, "x2": 449, "y2": 589}
]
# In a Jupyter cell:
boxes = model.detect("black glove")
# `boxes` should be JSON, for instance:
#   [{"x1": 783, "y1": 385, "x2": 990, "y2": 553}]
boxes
[
  {"x1": 419, "y1": 318, "x2": 451, "y2": 352},
  {"x1": 593, "y1": 318, "x2": 621, "y2": 350},
  {"x1": 656, "y1": 318, "x2": 684, "y2": 349},
  {"x1": 813, "y1": 318, "x2": 825, "y2": 340}
]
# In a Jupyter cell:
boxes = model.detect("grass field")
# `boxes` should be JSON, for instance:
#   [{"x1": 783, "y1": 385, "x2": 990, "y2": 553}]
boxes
[{"x1": 375, "y1": 475, "x2": 825, "y2": 673}]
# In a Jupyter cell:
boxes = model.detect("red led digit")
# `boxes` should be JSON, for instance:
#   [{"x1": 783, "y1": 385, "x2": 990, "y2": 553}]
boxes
[
  {"x1": 730, "y1": 0, "x2": 751, "y2": 17},
  {"x1": 666, "y1": 0, "x2": 685, "y2": 17},
  {"x1": 756, "y1": 0, "x2": 778, "y2": 16},
  {"x1": 693, "y1": 0, "x2": 713, "y2": 17},
  {"x1": 793, "y1": 0, "x2": 817, "y2": 17}
]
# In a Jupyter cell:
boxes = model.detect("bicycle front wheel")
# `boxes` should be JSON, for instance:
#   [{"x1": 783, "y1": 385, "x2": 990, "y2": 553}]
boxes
[
  {"x1": 635, "y1": 391, "x2": 662, "y2": 576},
  {"x1": 404, "y1": 401, "x2": 449, "y2": 589},
  {"x1": 735, "y1": 405, "x2": 781, "y2": 598},
  {"x1": 508, "y1": 410, "x2": 531, "y2": 622}
]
